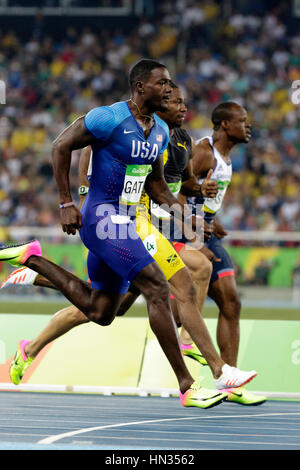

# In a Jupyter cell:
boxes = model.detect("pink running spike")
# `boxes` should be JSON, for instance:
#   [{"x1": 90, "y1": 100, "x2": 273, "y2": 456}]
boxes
[
  {"x1": 19, "y1": 340, "x2": 30, "y2": 361},
  {"x1": 180, "y1": 343, "x2": 194, "y2": 350},
  {"x1": 20, "y1": 240, "x2": 42, "y2": 264}
]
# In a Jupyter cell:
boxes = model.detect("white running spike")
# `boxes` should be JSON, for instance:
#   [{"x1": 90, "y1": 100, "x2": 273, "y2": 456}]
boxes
[{"x1": 1, "y1": 267, "x2": 38, "y2": 288}]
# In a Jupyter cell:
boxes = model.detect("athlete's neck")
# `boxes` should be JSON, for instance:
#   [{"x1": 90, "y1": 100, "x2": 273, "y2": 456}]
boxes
[
  {"x1": 128, "y1": 97, "x2": 154, "y2": 125},
  {"x1": 212, "y1": 131, "x2": 235, "y2": 161}
]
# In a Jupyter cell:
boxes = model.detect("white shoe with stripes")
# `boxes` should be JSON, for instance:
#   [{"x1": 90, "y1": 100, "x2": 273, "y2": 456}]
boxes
[
  {"x1": 214, "y1": 364, "x2": 257, "y2": 390},
  {"x1": 1, "y1": 267, "x2": 38, "y2": 288}
]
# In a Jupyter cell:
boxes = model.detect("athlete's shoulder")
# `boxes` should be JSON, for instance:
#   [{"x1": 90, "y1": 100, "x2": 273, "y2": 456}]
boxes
[
  {"x1": 174, "y1": 127, "x2": 192, "y2": 141},
  {"x1": 173, "y1": 127, "x2": 192, "y2": 145},
  {"x1": 153, "y1": 113, "x2": 169, "y2": 136},
  {"x1": 193, "y1": 135, "x2": 215, "y2": 172},
  {"x1": 84, "y1": 101, "x2": 130, "y2": 140},
  {"x1": 109, "y1": 101, "x2": 131, "y2": 119},
  {"x1": 195, "y1": 136, "x2": 214, "y2": 156}
]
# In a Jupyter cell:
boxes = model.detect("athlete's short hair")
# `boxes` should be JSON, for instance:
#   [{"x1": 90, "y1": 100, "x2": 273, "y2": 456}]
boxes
[
  {"x1": 211, "y1": 102, "x2": 241, "y2": 130},
  {"x1": 129, "y1": 59, "x2": 167, "y2": 91}
]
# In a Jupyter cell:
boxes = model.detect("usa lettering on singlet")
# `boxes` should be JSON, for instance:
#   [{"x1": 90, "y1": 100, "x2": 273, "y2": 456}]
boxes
[{"x1": 83, "y1": 101, "x2": 169, "y2": 220}]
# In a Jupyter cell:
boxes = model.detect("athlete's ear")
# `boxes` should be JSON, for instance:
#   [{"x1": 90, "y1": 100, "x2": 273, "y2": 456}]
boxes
[
  {"x1": 136, "y1": 80, "x2": 145, "y2": 95},
  {"x1": 221, "y1": 119, "x2": 230, "y2": 131}
]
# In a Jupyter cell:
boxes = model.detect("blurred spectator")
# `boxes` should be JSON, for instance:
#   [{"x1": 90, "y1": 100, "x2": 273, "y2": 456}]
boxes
[
  {"x1": 0, "y1": 1, "x2": 299, "y2": 234},
  {"x1": 254, "y1": 259, "x2": 274, "y2": 285}
]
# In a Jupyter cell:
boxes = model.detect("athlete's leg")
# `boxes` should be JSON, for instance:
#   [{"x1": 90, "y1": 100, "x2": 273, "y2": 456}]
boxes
[
  {"x1": 25, "y1": 254, "x2": 124, "y2": 326},
  {"x1": 26, "y1": 287, "x2": 138, "y2": 358},
  {"x1": 2, "y1": 240, "x2": 257, "y2": 393},
  {"x1": 133, "y1": 261, "x2": 194, "y2": 393},
  {"x1": 34, "y1": 274, "x2": 57, "y2": 290},
  {"x1": 1, "y1": 264, "x2": 136, "y2": 358},
  {"x1": 175, "y1": 246, "x2": 212, "y2": 345},
  {"x1": 208, "y1": 275, "x2": 241, "y2": 366},
  {"x1": 116, "y1": 293, "x2": 139, "y2": 316},
  {"x1": 168, "y1": 265, "x2": 223, "y2": 378},
  {"x1": 26, "y1": 306, "x2": 89, "y2": 358},
  {"x1": 4, "y1": 241, "x2": 195, "y2": 393}
]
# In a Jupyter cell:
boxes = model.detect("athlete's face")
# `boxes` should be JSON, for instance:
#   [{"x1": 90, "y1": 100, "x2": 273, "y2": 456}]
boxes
[
  {"x1": 141, "y1": 67, "x2": 172, "y2": 112},
  {"x1": 225, "y1": 107, "x2": 251, "y2": 143},
  {"x1": 157, "y1": 88, "x2": 187, "y2": 129}
]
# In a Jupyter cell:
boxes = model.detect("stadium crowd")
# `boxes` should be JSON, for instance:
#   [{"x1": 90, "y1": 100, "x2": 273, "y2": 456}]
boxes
[{"x1": 0, "y1": 0, "x2": 299, "y2": 233}]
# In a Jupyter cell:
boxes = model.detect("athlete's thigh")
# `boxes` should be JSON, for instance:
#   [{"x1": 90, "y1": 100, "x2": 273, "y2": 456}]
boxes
[
  {"x1": 208, "y1": 272, "x2": 239, "y2": 308},
  {"x1": 87, "y1": 250, "x2": 130, "y2": 294},
  {"x1": 206, "y1": 235, "x2": 234, "y2": 285},
  {"x1": 136, "y1": 212, "x2": 185, "y2": 281},
  {"x1": 89, "y1": 286, "x2": 125, "y2": 317},
  {"x1": 81, "y1": 216, "x2": 154, "y2": 284},
  {"x1": 177, "y1": 244, "x2": 212, "y2": 274}
]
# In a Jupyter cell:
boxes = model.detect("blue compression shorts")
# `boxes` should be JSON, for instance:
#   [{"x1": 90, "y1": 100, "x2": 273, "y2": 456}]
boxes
[{"x1": 80, "y1": 214, "x2": 154, "y2": 294}]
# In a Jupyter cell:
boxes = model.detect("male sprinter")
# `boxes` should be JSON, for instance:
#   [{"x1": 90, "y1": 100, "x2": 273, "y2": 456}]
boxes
[
  {"x1": 0, "y1": 61, "x2": 257, "y2": 408},
  {"x1": 172, "y1": 101, "x2": 266, "y2": 405},
  {"x1": 2, "y1": 85, "x2": 215, "y2": 389}
]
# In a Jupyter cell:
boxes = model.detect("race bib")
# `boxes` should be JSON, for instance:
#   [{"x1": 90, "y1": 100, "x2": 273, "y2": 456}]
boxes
[
  {"x1": 121, "y1": 164, "x2": 151, "y2": 205},
  {"x1": 203, "y1": 180, "x2": 230, "y2": 214},
  {"x1": 150, "y1": 181, "x2": 182, "y2": 220}
]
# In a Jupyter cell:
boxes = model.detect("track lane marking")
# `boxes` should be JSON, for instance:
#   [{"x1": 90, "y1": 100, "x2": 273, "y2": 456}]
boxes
[{"x1": 38, "y1": 412, "x2": 300, "y2": 445}]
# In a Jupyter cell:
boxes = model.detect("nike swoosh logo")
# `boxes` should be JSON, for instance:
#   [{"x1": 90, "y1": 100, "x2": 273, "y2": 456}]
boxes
[
  {"x1": 0, "y1": 257, "x2": 17, "y2": 261},
  {"x1": 189, "y1": 395, "x2": 221, "y2": 401},
  {"x1": 229, "y1": 391, "x2": 243, "y2": 397},
  {"x1": 124, "y1": 130, "x2": 135, "y2": 134}
]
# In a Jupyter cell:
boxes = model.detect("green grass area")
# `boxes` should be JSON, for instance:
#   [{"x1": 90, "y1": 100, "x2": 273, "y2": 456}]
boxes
[{"x1": 0, "y1": 300, "x2": 299, "y2": 321}]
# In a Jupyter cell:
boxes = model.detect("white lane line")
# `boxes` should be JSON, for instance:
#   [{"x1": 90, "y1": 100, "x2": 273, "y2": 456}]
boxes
[{"x1": 38, "y1": 412, "x2": 300, "y2": 445}]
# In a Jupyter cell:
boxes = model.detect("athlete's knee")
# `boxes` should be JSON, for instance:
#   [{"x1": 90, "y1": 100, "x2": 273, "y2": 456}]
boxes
[
  {"x1": 52, "y1": 306, "x2": 89, "y2": 326},
  {"x1": 173, "y1": 271, "x2": 197, "y2": 304},
  {"x1": 144, "y1": 275, "x2": 170, "y2": 304},
  {"x1": 68, "y1": 307, "x2": 89, "y2": 326},
  {"x1": 150, "y1": 279, "x2": 170, "y2": 304},
  {"x1": 88, "y1": 310, "x2": 115, "y2": 326},
  {"x1": 191, "y1": 257, "x2": 212, "y2": 283},
  {"x1": 220, "y1": 291, "x2": 241, "y2": 320},
  {"x1": 83, "y1": 292, "x2": 117, "y2": 326}
]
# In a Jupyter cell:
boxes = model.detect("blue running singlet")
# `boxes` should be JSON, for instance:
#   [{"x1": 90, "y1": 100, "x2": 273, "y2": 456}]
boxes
[{"x1": 80, "y1": 101, "x2": 169, "y2": 293}]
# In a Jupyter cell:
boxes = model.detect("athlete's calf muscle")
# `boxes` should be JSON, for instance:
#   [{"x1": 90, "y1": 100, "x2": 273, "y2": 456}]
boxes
[{"x1": 34, "y1": 274, "x2": 57, "y2": 290}]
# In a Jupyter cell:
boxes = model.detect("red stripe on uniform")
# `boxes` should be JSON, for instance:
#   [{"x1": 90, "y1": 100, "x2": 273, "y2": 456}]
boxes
[
  {"x1": 172, "y1": 242, "x2": 185, "y2": 254},
  {"x1": 218, "y1": 270, "x2": 235, "y2": 279}
]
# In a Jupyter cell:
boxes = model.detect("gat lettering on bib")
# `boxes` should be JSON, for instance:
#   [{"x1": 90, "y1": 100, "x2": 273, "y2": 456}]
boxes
[{"x1": 120, "y1": 164, "x2": 151, "y2": 205}]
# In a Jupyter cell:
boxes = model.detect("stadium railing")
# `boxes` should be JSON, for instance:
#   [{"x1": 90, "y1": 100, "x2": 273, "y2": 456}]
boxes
[{"x1": 3, "y1": 226, "x2": 300, "y2": 244}]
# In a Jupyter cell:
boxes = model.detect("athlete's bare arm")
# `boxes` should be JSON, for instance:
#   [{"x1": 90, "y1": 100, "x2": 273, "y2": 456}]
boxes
[
  {"x1": 180, "y1": 139, "x2": 200, "y2": 196},
  {"x1": 213, "y1": 216, "x2": 228, "y2": 239},
  {"x1": 78, "y1": 146, "x2": 92, "y2": 188},
  {"x1": 179, "y1": 139, "x2": 218, "y2": 198},
  {"x1": 189, "y1": 138, "x2": 216, "y2": 181},
  {"x1": 34, "y1": 146, "x2": 92, "y2": 290},
  {"x1": 191, "y1": 140, "x2": 228, "y2": 239},
  {"x1": 78, "y1": 146, "x2": 92, "y2": 209},
  {"x1": 145, "y1": 153, "x2": 182, "y2": 208},
  {"x1": 52, "y1": 117, "x2": 95, "y2": 235}
]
